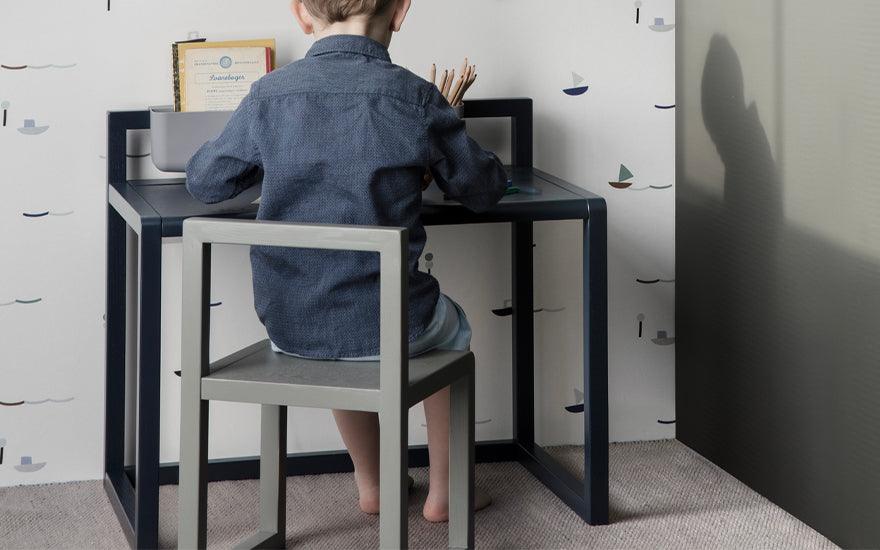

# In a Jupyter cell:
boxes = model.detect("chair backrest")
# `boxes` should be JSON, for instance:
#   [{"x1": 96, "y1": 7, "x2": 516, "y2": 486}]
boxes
[{"x1": 181, "y1": 218, "x2": 409, "y2": 398}]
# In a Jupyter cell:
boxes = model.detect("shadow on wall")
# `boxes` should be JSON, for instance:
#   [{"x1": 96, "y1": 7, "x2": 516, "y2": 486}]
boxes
[{"x1": 677, "y1": 33, "x2": 880, "y2": 548}]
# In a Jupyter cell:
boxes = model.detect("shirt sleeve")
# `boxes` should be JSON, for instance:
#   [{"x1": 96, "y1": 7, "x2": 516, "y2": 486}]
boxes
[
  {"x1": 424, "y1": 88, "x2": 508, "y2": 212},
  {"x1": 185, "y1": 88, "x2": 264, "y2": 204}
]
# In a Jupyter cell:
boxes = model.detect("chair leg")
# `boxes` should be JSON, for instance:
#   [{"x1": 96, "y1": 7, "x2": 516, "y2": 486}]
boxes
[
  {"x1": 235, "y1": 405, "x2": 287, "y2": 550},
  {"x1": 178, "y1": 396, "x2": 209, "y2": 550},
  {"x1": 261, "y1": 405, "x2": 287, "y2": 545},
  {"x1": 449, "y1": 369, "x2": 475, "y2": 550},
  {"x1": 379, "y1": 403, "x2": 409, "y2": 550}
]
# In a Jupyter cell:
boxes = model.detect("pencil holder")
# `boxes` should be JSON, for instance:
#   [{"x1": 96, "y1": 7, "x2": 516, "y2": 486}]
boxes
[
  {"x1": 149, "y1": 106, "x2": 233, "y2": 172},
  {"x1": 453, "y1": 104, "x2": 464, "y2": 119}
]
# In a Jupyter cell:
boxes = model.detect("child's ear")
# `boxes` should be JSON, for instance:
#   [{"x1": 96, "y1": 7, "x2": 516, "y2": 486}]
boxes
[
  {"x1": 291, "y1": 0, "x2": 315, "y2": 35},
  {"x1": 389, "y1": 0, "x2": 412, "y2": 32}
]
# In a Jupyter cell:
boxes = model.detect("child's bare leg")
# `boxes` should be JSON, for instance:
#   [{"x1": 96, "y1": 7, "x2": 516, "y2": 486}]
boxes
[
  {"x1": 422, "y1": 386, "x2": 492, "y2": 522},
  {"x1": 332, "y1": 410, "x2": 381, "y2": 514}
]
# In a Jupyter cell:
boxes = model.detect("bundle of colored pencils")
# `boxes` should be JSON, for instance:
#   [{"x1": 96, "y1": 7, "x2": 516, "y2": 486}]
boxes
[{"x1": 429, "y1": 58, "x2": 477, "y2": 107}]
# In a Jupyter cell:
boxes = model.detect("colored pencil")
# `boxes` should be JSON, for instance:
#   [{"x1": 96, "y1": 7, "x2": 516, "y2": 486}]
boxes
[
  {"x1": 437, "y1": 69, "x2": 449, "y2": 95},
  {"x1": 448, "y1": 75, "x2": 465, "y2": 107},
  {"x1": 453, "y1": 65, "x2": 471, "y2": 103},
  {"x1": 442, "y1": 69, "x2": 455, "y2": 100},
  {"x1": 455, "y1": 66, "x2": 477, "y2": 106}
]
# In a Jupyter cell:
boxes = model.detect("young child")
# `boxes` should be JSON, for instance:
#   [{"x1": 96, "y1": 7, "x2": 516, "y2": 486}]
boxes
[{"x1": 186, "y1": 0, "x2": 507, "y2": 522}]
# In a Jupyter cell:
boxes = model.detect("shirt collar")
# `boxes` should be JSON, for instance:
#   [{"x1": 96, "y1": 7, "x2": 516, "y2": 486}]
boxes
[{"x1": 306, "y1": 35, "x2": 391, "y2": 62}]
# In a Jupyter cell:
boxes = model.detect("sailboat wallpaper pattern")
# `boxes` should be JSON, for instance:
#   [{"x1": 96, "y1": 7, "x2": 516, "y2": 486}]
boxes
[
  {"x1": 531, "y1": 0, "x2": 675, "y2": 446},
  {"x1": 0, "y1": 0, "x2": 674, "y2": 486}
]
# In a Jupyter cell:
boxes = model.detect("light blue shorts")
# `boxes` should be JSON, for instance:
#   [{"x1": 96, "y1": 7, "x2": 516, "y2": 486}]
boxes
[{"x1": 270, "y1": 293, "x2": 472, "y2": 362}]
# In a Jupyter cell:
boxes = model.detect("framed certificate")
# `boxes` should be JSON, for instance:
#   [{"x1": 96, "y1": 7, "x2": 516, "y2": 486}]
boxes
[{"x1": 176, "y1": 39, "x2": 275, "y2": 112}]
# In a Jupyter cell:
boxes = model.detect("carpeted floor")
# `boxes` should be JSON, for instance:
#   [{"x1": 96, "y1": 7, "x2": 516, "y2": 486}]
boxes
[{"x1": 0, "y1": 441, "x2": 837, "y2": 549}]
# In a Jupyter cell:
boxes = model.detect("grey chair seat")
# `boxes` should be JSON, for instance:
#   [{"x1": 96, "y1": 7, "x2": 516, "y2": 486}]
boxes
[{"x1": 203, "y1": 339, "x2": 474, "y2": 411}]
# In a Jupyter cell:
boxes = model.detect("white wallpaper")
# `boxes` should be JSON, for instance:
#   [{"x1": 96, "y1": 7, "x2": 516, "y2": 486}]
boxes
[{"x1": 0, "y1": 0, "x2": 675, "y2": 485}]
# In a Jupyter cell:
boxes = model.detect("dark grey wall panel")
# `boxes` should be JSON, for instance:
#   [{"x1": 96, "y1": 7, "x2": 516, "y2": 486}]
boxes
[{"x1": 676, "y1": 1, "x2": 880, "y2": 548}]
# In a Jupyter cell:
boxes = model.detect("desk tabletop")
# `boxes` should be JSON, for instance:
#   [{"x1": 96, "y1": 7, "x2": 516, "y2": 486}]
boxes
[{"x1": 111, "y1": 167, "x2": 600, "y2": 237}]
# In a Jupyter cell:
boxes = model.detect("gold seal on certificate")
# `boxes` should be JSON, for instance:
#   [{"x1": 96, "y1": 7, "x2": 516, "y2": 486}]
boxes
[{"x1": 174, "y1": 39, "x2": 275, "y2": 112}]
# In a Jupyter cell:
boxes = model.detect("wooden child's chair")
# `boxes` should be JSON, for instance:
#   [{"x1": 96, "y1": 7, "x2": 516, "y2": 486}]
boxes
[{"x1": 177, "y1": 218, "x2": 476, "y2": 550}]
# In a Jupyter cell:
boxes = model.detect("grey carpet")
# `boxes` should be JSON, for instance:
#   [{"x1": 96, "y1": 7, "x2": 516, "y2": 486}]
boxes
[{"x1": 0, "y1": 441, "x2": 837, "y2": 549}]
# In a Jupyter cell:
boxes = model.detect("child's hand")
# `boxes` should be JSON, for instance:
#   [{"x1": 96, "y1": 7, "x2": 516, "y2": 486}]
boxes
[{"x1": 422, "y1": 170, "x2": 433, "y2": 191}]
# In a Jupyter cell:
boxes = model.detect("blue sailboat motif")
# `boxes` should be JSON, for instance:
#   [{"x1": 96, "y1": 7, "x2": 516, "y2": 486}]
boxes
[
  {"x1": 563, "y1": 72, "x2": 589, "y2": 96},
  {"x1": 564, "y1": 389, "x2": 585, "y2": 413}
]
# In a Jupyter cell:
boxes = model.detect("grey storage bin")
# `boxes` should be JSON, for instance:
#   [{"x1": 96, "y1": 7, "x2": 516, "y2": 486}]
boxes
[{"x1": 150, "y1": 106, "x2": 233, "y2": 172}]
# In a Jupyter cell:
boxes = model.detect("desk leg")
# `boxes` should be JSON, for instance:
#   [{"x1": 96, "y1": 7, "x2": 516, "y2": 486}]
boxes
[
  {"x1": 583, "y1": 207, "x2": 609, "y2": 525},
  {"x1": 105, "y1": 206, "x2": 127, "y2": 485},
  {"x1": 134, "y1": 220, "x2": 162, "y2": 549},
  {"x1": 512, "y1": 222, "x2": 535, "y2": 448}
]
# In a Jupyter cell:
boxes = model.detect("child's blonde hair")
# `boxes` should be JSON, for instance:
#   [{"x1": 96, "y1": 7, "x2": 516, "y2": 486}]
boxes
[{"x1": 301, "y1": 0, "x2": 395, "y2": 23}]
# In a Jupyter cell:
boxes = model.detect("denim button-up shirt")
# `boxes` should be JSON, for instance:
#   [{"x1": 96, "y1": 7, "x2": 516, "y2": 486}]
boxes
[{"x1": 186, "y1": 35, "x2": 507, "y2": 359}]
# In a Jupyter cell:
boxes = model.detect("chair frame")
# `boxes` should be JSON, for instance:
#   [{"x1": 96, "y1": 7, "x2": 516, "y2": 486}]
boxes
[{"x1": 177, "y1": 218, "x2": 474, "y2": 550}]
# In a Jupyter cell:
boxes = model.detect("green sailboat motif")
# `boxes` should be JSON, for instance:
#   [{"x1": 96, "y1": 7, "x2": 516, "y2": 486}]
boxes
[{"x1": 609, "y1": 164, "x2": 635, "y2": 189}]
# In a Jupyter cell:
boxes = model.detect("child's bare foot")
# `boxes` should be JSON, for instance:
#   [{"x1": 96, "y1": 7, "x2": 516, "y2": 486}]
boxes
[
  {"x1": 358, "y1": 488, "x2": 381, "y2": 514},
  {"x1": 354, "y1": 474, "x2": 416, "y2": 515},
  {"x1": 353, "y1": 472, "x2": 381, "y2": 514},
  {"x1": 422, "y1": 487, "x2": 492, "y2": 523}
]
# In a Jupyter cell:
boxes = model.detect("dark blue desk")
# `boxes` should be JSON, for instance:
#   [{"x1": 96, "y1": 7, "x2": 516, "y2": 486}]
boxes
[{"x1": 104, "y1": 99, "x2": 608, "y2": 548}]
